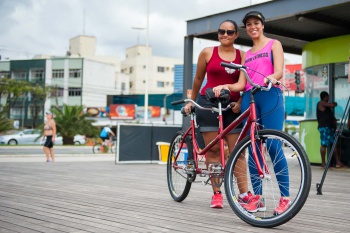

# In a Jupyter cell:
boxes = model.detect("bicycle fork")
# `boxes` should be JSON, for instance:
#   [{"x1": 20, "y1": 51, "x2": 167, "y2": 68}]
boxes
[{"x1": 249, "y1": 99, "x2": 271, "y2": 180}]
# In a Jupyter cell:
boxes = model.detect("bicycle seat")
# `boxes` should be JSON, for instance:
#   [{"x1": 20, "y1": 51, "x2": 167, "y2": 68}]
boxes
[{"x1": 205, "y1": 88, "x2": 230, "y2": 104}]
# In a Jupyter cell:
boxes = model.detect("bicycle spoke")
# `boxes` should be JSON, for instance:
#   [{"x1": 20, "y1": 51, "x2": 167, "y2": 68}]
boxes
[{"x1": 225, "y1": 129, "x2": 311, "y2": 228}]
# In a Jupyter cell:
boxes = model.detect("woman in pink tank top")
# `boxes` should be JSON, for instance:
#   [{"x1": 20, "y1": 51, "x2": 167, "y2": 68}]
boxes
[
  {"x1": 212, "y1": 11, "x2": 290, "y2": 215},
  {"x1": 183, "y1": 19, "x2": 247, "y2": 209}
]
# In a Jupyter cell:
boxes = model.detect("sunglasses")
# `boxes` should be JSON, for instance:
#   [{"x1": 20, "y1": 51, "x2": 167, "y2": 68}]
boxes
[{"x1": 218, "y1": 29, "x2": 236, "y2": 36}]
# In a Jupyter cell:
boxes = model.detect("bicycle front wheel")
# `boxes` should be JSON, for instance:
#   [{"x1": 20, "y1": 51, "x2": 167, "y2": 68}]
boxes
[
  {"x1": 167, "y1": 131, "x2": 195, "y2": 202},
  {"x1": 93, "y1": 143, "x2": 102, "y2": 154},
  {"x1": 224, "y1": 129, "x2": 311, "y2": 228}
]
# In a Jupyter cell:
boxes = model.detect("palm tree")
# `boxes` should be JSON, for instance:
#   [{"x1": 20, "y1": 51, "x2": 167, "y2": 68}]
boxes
[
  {"x1": 50, "y1": 104, "x2": 100, "y2": 145},
  {"x1": 0, "y1": 113, "x2": 13, "y2": 133}
]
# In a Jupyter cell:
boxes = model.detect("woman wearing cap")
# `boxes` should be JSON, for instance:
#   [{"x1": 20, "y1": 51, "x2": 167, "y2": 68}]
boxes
[
  {"x1": 184, "y1": 19, "x2": 247, "y2": 209},
  {"x1": 213, "y1": 11, "x2": 290, "y2": 215},
  {"x1": 42, "y1": 112, "x2": 57, "y2": 162}
]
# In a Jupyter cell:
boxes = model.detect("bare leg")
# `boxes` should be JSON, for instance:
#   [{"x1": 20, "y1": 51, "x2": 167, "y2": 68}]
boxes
[
  {"x1": 226, "y1": 133, "x2": 248, "y2": 194},
  {"x1": 202, "y1": 132, "x2": 221, "y2": 193},
  {"x1": 334, "y1": 144, "x2": 344, "y2": 167},
  {"x1": 43, "y1": 147, "x2": 50, "y2": 162},
  {"x1": 49, "y1": 148, "x2": 55, "y2": 162}
]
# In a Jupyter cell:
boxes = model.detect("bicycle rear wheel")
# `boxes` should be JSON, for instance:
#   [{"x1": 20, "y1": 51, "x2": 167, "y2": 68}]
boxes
[
  {"x1": 224, "y1": 129, "x2": 311, "y2": 227},
  {"x1": 110, "y1": 142, "x2": 115, "y2": 153},
  {"x1": 93, "y1": 143, "x2": 102, "y2": 154},
  {"x1": 167, "y1": 131, "x2": 195, "y2": 202}
]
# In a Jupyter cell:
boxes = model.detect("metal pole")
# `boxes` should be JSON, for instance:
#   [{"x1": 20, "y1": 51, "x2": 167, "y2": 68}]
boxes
[{"x1": 144, "y1": 0, "x2": 149, "y2": 123}]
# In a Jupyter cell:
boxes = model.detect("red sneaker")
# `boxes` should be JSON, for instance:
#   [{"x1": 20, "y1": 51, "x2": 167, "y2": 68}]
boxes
[
  {"x1": 238, "y1": 191, "x2": 254, "y2": 207},
  {"x1": 210, "y1": 193, "x2": 223, "y2": 208},
  {"x1": 244, "y1": 194, "x2": 266, "y2": 213},
  {"x1": 273, "y1": 197, "x2": 291, "y2": 215}
]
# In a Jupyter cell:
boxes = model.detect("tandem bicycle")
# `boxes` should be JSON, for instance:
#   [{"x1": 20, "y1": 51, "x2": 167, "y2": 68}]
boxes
[{"x1": 166, "y1": 62, "x2": 311, "y2": 227}]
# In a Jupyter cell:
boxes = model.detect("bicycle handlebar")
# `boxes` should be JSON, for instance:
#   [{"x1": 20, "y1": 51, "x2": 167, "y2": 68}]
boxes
[
  {"x1": 171, "y1": 62, "x2": 277, "y2": 113},
  {"x1": 171, "y1": 98, "x2": 233, "y2": 114},
  {"x1": 220, "y1": 62, "x2": 273, "y2": 91}
]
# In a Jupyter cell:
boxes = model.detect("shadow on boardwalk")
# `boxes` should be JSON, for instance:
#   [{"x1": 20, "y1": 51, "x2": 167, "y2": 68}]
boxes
[{"x1": 0, "y1": 159, "x2": 349, "y2": 233}]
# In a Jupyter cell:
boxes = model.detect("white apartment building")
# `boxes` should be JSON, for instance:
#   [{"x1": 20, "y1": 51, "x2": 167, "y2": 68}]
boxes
[
  {"x1": 121, "y1": 45, "x2": 182, "y2": 95},
  {"x1": 0, "y1": 36, "x2": 183, "y2": 128}
]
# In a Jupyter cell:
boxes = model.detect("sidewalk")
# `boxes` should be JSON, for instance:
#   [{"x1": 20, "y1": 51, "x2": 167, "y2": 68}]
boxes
[{"x1": 0, "y1": 146, "x2": 115, "y2": 163}]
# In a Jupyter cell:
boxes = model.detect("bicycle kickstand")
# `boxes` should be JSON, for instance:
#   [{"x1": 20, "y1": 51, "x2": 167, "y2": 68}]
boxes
[{"x1": 202, "y1": 177, "x2": 211, "y2": 186}]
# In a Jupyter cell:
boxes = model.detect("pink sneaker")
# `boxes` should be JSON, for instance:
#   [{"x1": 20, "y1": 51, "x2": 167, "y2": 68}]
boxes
[
  {"x1": 244, "y1": 194, "x2": 266, "y2": 213},
  {"x1": 210, "y1": 193, "x2": 223, "y2": 208},
  {"x1": 238, "y1": 191, "x2": 254, "y2": 207},
  {"x1": 273, "y1": 197, "x2": 291, "y2": 215}
]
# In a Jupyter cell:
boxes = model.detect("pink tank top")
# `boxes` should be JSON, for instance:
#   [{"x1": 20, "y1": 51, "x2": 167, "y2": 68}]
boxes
[
  {"x1": 200, "y1": 46, "x2": 242, "y2": 101},
  {"x1": 244, "y1": 39, "x2": 275, "y2": 91}
]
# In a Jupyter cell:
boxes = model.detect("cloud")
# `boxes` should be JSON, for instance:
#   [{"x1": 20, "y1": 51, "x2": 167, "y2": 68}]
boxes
[{"x1": 0, "y1": 0, "x2": 302, "y2": 64}]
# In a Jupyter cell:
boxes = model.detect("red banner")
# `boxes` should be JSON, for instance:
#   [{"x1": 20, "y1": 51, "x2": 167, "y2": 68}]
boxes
[{"x1": 109, "y1": 104, "x2": 136, "y2": 119}]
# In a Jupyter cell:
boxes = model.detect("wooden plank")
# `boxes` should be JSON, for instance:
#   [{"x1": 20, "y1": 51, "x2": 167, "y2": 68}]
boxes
[{"x1": 0, "y1": 161, "x2": 349, "y2": 232}]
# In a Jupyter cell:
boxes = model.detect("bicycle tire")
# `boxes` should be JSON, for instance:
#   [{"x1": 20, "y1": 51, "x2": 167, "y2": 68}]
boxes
[
  {"x1": 110, "y1": 142, "x2": 115, "y2": 153},
  {"x1": 93, "y1": 143, "x2": 102, "y2": 154},
  {"x1": 224, "y1": 129, "x2": 311, "y2": 228},
  {"x1": 167, "y1": 131, "x2": 196, "y2": 202}
]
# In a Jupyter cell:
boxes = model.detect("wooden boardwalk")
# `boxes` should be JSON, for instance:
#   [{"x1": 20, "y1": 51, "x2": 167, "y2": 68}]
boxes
[{"x1": 0, "y1": 159, "x2": 349, "y2": 233}]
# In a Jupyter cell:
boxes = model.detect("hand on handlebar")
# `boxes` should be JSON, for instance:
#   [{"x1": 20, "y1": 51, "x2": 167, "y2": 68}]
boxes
[
  {"x1": 184, "y1": 102, "x2": 193, "y2": 115},
  {"x1": 264, "y1": 76, "x2": 280, "y2": 86},
  {"x1": 230, "y1": 102, "x2": 241, "y2": 114},
  {"x1": 212, "y1": 85, "x2": 230, "y2": 98}
]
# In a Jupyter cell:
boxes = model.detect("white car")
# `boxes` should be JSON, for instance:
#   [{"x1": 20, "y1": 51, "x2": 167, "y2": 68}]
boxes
[
  {"x1": 55, "y1": 134, "x2": 86, "y2": 145},
  {"x1": 0, "y1": 130, "x2": 86, "y2": 145},
  {"x1": 0, "y1": 129, "x2": 41, "y2": 145}
]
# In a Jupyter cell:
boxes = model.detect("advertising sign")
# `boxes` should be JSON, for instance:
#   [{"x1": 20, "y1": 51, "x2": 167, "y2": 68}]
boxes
[
  {"x1": 109, "y1": 104, "x2": 136, "y2": 119},
  {"x1": 86, "y1": 107, "x2": 109, "y2": 117},
  {"x1": 136, "y1": 106, "x2": 161, "y2": 118}
]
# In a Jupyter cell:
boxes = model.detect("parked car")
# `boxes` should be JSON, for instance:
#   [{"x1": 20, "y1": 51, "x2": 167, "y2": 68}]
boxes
[
  {"x1": 0, "y1": 129, "x2": 41, "y2": 145},
  {"x1": 0, "y1": 130, "x2": 86, "y2": 145},
  {"x1": 55, "y1": 134, "x2": 86, "y2": 145}
]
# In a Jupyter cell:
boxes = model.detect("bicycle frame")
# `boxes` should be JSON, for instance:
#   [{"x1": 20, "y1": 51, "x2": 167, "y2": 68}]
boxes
[{"x1": 174, "y1": 88, "x2": 268, "y2": 178}]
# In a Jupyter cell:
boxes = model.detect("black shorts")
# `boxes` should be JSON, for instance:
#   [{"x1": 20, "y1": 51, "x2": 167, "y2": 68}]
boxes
[
  {"x1": 196, "y1": 95, "x2": 242, "y2": 134},
  {"x1": 100, "y1": 136, "x2": 110, "y2": 141},
  {"x1": 44, "y1": 135, "x2": 54, "y2": 148}
]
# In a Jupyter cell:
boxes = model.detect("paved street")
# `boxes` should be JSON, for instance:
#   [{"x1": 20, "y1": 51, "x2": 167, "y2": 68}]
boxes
[{"x1": 0, "y1": 146, "x2": 115, "y2": 163}]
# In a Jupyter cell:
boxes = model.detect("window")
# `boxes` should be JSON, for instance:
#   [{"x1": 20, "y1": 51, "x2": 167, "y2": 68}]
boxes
[
  {"x1": 157, "y1": 66, "x2": 165, "y2": 73},
  {"x1": 0, "y1": 72, "x2": 10, "y2": 79},
  {"x1": 52, "y1": 69, "x2": 64, "y2": 78},
  {"x1": 129, "y1": 67, "x2": 133, "y2": 74},
  {"x1": 121, "y1": 83, "x2": 126, "y2": 91},
  {"x1": 157, "y1": 81, "x2": 165, "y2": 87},
  {"x1": 9, "y1": 107, "x2": 22, "y2": 119},
  {"x1": 13, "y1": 71, "x2": 26, "y2": 80},
  {"x1": 30, "y1": 69, "x2": 44, "y2": 81},
  {"x1": 69, "y1": 69, "x2": 81, "y2": 78},
  {"x1": 51, "y1": 87, "x2": 64, "y2": 97},
  {"x1": 68, "y1": 87, "x2": 82, "y2": 96}
]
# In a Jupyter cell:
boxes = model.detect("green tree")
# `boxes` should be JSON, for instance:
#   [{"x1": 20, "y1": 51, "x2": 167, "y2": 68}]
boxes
[
  {"x1": 0, "y1": 78, "x2": 29, "y2": 116},
  {"x1": 0, "y1": 113, "x2": 13, "y2": 133},
  {"x1": 27, "y1": 84, "x2": 52, "y2": 128},
  {"x1": 50, "y1": 104, "x2": 100, "y2": 145}
]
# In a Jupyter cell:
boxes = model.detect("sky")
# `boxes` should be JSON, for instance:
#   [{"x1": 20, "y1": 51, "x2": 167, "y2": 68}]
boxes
[{"x1": 0, "y1": 0, "x2": 301, "y2": 64}]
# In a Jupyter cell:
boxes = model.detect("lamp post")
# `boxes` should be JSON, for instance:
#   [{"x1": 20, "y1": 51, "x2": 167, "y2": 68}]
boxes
[
  {"x1": 131, "y1": 27, "x2": 145, "y2": 45},
  {"x1": 144, "y1": 0, "x2": 150, "y2": 123},
  {"x1": 131, "y1": 0, "x2": 149, "y2": 123}
]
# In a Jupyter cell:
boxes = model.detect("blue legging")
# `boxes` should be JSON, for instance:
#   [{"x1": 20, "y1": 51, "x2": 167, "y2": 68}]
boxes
[{"x1": 241, "y1": 87, "x2": 289, "y2": 197}]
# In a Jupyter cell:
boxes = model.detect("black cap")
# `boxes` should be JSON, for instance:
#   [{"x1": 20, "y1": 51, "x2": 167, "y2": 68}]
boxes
[{"x1": 242, "y1": 11, "x2": 265, "y2": 26}]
